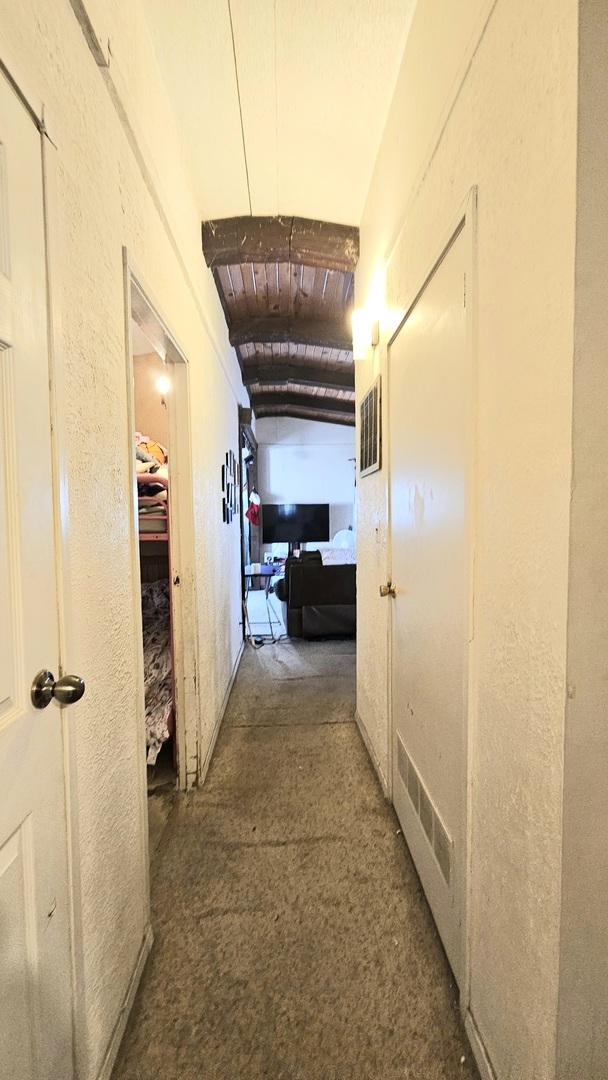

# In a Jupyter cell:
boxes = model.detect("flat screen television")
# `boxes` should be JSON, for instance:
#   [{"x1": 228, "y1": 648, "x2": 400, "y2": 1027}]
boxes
[{"x1": 262, "y1": 503, "x2": 330, "y2": 544}]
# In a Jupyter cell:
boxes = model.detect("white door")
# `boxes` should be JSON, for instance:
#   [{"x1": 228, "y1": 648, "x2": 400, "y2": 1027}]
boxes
[
  {"x1": 389, "y1": 225, "x2": 471, "y2": 985},
  {"x1": 0, "y1": 75, "x2": 77, "y2": 1078}
]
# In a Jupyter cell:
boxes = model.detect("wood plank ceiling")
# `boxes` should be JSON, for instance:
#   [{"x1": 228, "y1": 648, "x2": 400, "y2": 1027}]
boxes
[{"x1": 202, "y1": 215, "x2": 358, "y2": 426}]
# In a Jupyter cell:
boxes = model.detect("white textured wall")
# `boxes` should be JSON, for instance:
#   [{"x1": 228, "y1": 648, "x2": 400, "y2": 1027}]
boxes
[
  {"x1": 256, "y1": 417, "x2": 356, "y2": 550},
  {"x1": 0, "y1": 2, "x2": 246, "y2": 1078},
  {"x1": 355, "y1": 0, "x2": 577, "y2": 1076},
  {"x1": 557, "y1": 3, "x2": 608, "y2": 1076}
]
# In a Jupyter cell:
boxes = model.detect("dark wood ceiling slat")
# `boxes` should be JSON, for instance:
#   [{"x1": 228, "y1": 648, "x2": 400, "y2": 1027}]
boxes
[
  {"x1": 278, "y1": 261, "x2": 291, "y2": 316},
  {"x1": 226, "y1": 263, "x2": 247, "y2": 320}
]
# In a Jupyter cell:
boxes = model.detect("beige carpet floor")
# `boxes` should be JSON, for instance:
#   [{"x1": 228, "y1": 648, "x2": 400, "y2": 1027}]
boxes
[{"x1": 113, "y1": 639, "x2": 478, "y2": 1080}]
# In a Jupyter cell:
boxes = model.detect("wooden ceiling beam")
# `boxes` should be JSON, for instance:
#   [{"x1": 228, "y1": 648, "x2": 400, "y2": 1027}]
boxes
[
  {"x1": 250, "y1": 391, "x2": 355, "y2": 416},
  {"x1": 290, "y1": 217, "x2": 359, "y2": 272},
  {"x1": 243, "y1": 362, "x2": 354, "y2": 391},
  {"x1": 202, "y1": 215, "x2": 359, "y2": 273},
  {"x1": 255, "y1": 405, "x2": 355, "y2": 427},
  {"x1": 229, "y1": 316, "x2": 352, "y2": 352}
]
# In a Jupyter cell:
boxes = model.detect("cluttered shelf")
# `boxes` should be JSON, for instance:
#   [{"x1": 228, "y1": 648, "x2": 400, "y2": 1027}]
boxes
[{"x1": 138, "y1": 472, "x2": 169, "y2": 542}]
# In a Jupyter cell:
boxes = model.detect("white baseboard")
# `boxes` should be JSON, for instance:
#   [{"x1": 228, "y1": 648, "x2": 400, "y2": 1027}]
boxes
[
  {"x1": 198, "y1": 639, "x2": 244, "y2": 787},
  {"x1": 96, "y1": 923, "x2": 153, "y2": 1080},
  {"x1": 355, "y1": 710, "x2": 390, "y2": 798},
  {"x1": 465, "y1": 1009, "x2": 496, "y2": 1080}
]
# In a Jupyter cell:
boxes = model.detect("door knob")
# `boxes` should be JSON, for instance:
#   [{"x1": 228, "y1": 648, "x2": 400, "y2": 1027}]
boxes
[
  {"x1": 379, "y1": 581, "x2": 397, "y2": 598},
  {"x1": 31, "y1": 670, "x2": 86, "y2": 709}
]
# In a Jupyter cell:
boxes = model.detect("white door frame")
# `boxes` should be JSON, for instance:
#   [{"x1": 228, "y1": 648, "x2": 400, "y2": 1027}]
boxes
[
  {"x1": 0, "y1": 61, "x2": 84, "y2": 1076},
  {"x1": 385, "y1": 187, "x2": 478, "y2": 1013},
  {"x1": 122, "y1": 252, "x2": 201, "y2": 795}
]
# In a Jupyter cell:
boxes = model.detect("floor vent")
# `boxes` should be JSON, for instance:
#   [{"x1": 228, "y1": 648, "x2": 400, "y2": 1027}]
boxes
[{"x1": 396, "y1": 733, "x2": 452, "y2": 886}]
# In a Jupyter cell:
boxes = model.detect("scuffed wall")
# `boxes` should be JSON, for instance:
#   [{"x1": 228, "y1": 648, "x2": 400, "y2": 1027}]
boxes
[
  {"x1": 0, "y1": 2, "x2": 246, "y2": 1078},
  {"x1": 355, "y1": 0, "x2": 577, "y2": 1076}
]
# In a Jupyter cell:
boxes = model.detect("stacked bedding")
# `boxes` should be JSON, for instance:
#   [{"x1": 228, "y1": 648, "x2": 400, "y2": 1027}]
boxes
[
  {"x1": 135, "y1": 432, "x2": 170, "y2": 536},
  {"x1": 138, "y1": 475, "x2": 168, "y2": 534},
  {"x1": 141, "y1": 580, "x2": 173, "y2": 764}
]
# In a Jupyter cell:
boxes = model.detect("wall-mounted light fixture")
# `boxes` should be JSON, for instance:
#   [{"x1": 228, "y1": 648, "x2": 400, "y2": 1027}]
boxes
[
  {"x1": 352, "y1": 310, "x2": 380, "y2": 359},
  {"x1": 156, "y1": 373, "x2": 171, "y2": 409}
]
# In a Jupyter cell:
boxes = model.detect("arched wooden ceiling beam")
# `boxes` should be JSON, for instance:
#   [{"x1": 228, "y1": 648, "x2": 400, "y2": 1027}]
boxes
[
  {"x1": 243, "y1": 362, "x2": 354, "y2": 391},
  {"x1": 229, "y1": 316, "x2": 352, "y2": 352},
  {"x1": 202, "y1": 215, "x2": 359, "y2": 274},
  {"x1": 250, "y1": 391, "x2": 355, "y2": 416},
  {"x1": 255, "y1": 405, "x2": 355, "y2": 428}
]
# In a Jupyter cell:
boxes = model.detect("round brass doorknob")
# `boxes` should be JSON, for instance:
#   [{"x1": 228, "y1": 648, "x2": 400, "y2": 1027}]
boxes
[{"x1": 31, "y1": 670, "x2": 86, "y2": 709}]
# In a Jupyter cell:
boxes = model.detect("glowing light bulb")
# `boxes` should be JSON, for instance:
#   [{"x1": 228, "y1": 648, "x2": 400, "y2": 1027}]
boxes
[{"x1": 156, "y1": 374, "x2": 171, "y2": 395}]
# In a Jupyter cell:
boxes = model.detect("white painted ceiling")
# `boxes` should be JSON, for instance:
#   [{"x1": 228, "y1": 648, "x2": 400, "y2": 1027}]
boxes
[{"x1": 143, "y1": 0, "x2": 415, "y2": 226}]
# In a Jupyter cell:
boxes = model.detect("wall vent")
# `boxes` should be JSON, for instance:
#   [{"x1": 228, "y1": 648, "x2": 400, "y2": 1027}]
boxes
[
  {"x1": 359, "y1": 375, "x2": 381, "y2": 477},
  {"x1": 396, "y1": 733, "x2": 452, "y2": 886}
]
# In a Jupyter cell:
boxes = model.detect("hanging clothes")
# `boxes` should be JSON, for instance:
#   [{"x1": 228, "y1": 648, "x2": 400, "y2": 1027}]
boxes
[{"x1": 246, "y1": 490, "x2": 261, "y2": 526}]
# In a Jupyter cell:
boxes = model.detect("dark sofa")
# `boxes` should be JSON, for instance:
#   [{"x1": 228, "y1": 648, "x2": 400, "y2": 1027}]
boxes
[{"x1": 275, "y1": 552, "x2": 356, "y2": 638}]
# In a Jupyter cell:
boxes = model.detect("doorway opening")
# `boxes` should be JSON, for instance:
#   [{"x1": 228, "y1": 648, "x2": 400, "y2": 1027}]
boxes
[
  {"x1": 132, "y1": 337, "x2": 176, "y2": 790},
  {"x1": 243, "y1": 416, "x2": 357, "y2": 648},
  {"x1": 124, "y1": 264, "x2": 200, "y2": 843}
]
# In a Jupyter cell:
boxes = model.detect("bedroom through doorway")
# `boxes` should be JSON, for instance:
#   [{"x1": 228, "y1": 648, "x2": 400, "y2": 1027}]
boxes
[
  {"x1": 125, "y1": 267, "x2": 200, "y2": 855},
  {"x1": 132, "y1": 334, "x2": 176, "y2": 793}
]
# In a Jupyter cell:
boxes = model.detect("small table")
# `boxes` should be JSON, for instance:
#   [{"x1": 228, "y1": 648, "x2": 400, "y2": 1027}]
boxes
[
  {"x1": 244, "y1": 564, "x2": 283, "y2": 578},
  {"x1": 243, "y1": 565, "x2": 284, "y2": 641}
]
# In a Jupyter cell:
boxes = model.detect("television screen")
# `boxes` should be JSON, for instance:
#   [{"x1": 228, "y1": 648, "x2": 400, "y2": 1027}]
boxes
[{"x1": 262, "y1": 503, "x2": 330, "y2": 544}]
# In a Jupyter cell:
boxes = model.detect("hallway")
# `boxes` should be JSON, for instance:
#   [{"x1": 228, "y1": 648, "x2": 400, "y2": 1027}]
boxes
[{"x1": 113, "y1": 641, "x2": 477, "y2": 1080}]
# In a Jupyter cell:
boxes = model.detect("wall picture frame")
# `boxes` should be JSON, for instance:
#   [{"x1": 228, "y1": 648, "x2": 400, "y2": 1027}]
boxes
[{"x1": 222, "y1": 447, "x2": 239, "y2": 523}]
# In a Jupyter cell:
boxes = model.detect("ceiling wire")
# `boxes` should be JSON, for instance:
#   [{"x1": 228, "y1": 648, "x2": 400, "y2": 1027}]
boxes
[
  {"x1": 227, "y1": 0, "x2": 253, "y2": 215},
  {"x1": 273, "y1": 0, "x2": 279, "y2": 213}
]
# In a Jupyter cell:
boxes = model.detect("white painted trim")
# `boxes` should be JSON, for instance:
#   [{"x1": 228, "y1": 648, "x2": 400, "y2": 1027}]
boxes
[
  {"x1": 121, "y1": 257, "x2": 153, "y2": 936},
  {"x1": 355, "y1": 710, "x2": 390, "y2": 798},
  {"x1": 122, "y1": 253, "x2": 203, "y2": 797},
  {"x1": 41, "y1": 116, "x2": 83, "y2": 1080},
  {"x1": 462, "y1": 187, "x2": 480, "y2": 1018},
  {"x1": 0, "y1": 52, "x2": 45, "y2": 134},
  {"x1": 385, "y1": 188, "x2": 478, "y2": 1006},
  {"x1": 465, "y1": 1009, "x2": 496, "y2": 1080},
  {"x1": 95, "y1": 924, "x2": 154, "y2": 1080},
  {"x1": 199, "y1": 640, "x2": 245, "y2": 787},
  {"x1": 166, "y1": 355, "x2": 201, "y2": 790}
]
